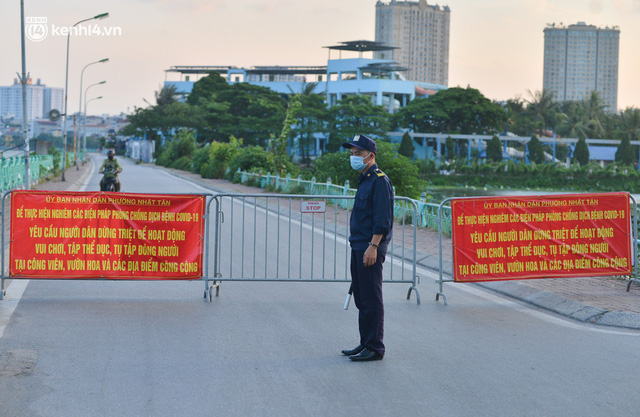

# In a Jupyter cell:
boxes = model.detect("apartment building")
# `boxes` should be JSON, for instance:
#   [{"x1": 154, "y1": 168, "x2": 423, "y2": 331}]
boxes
[
  {"x1": 543, "y1": 22, "x2": 619, "y2": 111},
  {"x1": 374, "y1": 0, "x2": 450, "y2": 85}
]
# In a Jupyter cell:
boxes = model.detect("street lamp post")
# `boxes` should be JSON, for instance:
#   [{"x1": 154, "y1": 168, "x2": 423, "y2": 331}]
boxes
[
  {"x1": 18, "y1": 0, "x2": 30, "y2": 189},
  {"x1": 84, "y1": 96, "x2": 103, "y2": 152},
  {"x1": 78, "y1": 58, "x2": 108, "y2": 165},
  {"x1": 82, "y1": 81, "x2": 106, "y2": 159},
  {"x1": 61, "y1": 12, "x2": 109, "y2": 181}
]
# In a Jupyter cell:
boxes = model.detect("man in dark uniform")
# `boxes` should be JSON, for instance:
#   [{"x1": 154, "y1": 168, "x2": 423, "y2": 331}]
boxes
[{"x1": 341, "y1": 134, "x2": 394, "y2": 362}]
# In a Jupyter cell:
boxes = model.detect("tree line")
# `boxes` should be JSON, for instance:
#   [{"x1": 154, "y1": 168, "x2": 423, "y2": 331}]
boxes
[{"x1": 122, "y1": 72, "x2": 640, "y2": 197}]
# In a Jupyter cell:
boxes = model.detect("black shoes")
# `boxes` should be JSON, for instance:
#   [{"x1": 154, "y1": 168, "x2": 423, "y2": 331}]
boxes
[
  {"x1": 347, "y1": 348, "x2": 384, "y2": 362},
  {"x1": 341, "y1": 345, "x2": 365, "y2": 356}
]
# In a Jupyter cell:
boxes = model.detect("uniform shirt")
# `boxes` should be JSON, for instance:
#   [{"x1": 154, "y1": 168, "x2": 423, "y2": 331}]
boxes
[
  {"x1": 349, "y1": 163, "x2": 394, "y2": 252},
  {"x1": 99, "y1": 158, "x2": 122, "y2": 178}
]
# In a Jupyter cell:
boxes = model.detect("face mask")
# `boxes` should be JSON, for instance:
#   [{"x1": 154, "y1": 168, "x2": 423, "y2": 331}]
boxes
[{"x1": 350, "y1": 153, "x2": 371, "y2": 171}]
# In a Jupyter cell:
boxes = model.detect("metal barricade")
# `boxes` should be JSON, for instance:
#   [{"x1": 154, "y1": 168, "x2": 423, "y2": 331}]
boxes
[
  {"x1": 205, "y1": 194, "x2": 420, "y2": 304},
  {"x1": 434, "y1": 193, "x2": 639, "y2": 304},
  {"x1": 1, "y1": 190, "x2": 215, "y2": 301},
  {"x1": 1, "y1": 191, "x2": 9, "y2": 299},
  {"x1": 1, "y1": 191, "x2": 421, "y2": 304}
]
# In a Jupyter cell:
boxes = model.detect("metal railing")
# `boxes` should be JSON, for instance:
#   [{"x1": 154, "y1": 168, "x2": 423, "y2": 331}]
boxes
[
  {"x1": 205, "y1": 193, "x2": 421, "y2": 304},
  {"x1": 0, "y1": 154, "x2": 55, "y2": 192},
  {"x1": 238, "y1": 170, "x2": 452, "y2": 234},
  {"x1": 435, "y1": 193, "x2": 640, "y2": 304},
  {"x1": 2, "y1": 190, "x2": 422, "y2": 304}
]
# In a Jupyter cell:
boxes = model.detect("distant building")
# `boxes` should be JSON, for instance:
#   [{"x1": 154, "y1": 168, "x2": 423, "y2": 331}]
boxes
[
  {"x1": 164, "y1": 40, "x2": 448, "y2": 156},
  {"x1": 0, "y1": 78, "x2": 63, "y2": 121},
  {"x1": 374, "y1": 0, "x2": 451, "y2": 86},
  {"x1": 20, "y1": 114, "x2": 128, "y2": 140},
  {"x1": 543, "y1": 22, "x2": 619, "y2": 112},
  {"x1": 164, "y1": 40, "x2": 447, "y2": 114}
]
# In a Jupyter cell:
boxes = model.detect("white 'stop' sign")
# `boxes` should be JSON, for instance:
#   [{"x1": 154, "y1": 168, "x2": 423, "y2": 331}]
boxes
[{"x1": 301, "y1": 201, "x2": 326, "y2": 213}]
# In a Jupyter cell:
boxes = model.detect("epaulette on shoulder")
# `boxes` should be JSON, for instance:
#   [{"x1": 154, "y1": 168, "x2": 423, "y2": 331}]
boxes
[{"x1": 374, "y1": 169, "x2": 386, "y2": 177}]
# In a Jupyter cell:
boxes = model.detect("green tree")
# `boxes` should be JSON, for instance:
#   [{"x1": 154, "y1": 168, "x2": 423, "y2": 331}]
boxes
[
  {"x1": 528, "y1": 135, "x2": 545, "y2": 164},
  {"x1": 156, "y1": 129, "x2": 197, "y2": 168},
  {"x1": 583, "y1": 91, "x2": 607, "y2": 138},
  {"x1": 290, "y1": 85, "x2": 328, "y2": 162},
  {"x1": 374, "y1": 141, "x2": 423, "y2": 198},
  {"x1": 615, "y1": 136, "x2": 634, "y2": 166},
  {"x1": 557, "y1": 101, "x2": 589, "y2": 140},
  {"x1": 271, "y1": 94, "x2": 302, "y2": 176},
  {"x1": 615, "y1": 107, "x2": 640, "y2": 142},
  {"x1": 123, "y1": 85, "x2": 202, "y2": 142},
  {"x1": 574, "y1": 137, "x2": 590, "y2": 166},
  {"x1": 504, "y1": 96, "x2": 535, "y2": 136},
  {"x1": 394, "y1": 87, "x2": 507, "y2": 134},
  {"x1": 524, "y1": 89, "x2": 558, "y2": 135},
  {"x1": 311, "y1": 151, "x2": 355, "y2": 186},
  {"x1": 186, "y1": 72, "x2": 231, "y2": 106},
  {"x1": 197, "y1": 136, "x2": 242, "y2": 179},
  {"x1": 217, "y1": 83, "x2": 287, "y2": 146},
  {"x1": 325, "y1": 95, "x2": 391, "y2": 152},
  {"x1": 227, "y1": 146, "x2": 273, "y2": 178},
  {"x1": 398, "y1": 132, "x2": 415, "y2": 159},
  {"x1": 312, "y1": 141, "x2": 424, "y2": 198},
  {"x1": 486, "y1": 135, "x2": 503, "y2": 162},
  {"x1": 445, "y1": 137, "x2": 455, "y2": 160}
]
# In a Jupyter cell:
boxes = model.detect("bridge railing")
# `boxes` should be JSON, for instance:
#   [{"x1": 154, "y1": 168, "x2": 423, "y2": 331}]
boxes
[{"x1": 0, "y1": 154, "x2": 55, "y2": 192}]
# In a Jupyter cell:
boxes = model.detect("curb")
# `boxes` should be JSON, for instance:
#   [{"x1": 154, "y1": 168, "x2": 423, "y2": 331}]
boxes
[
  {"x1": 476, "y1": 281, "x2": 640, "y2": 330},
  {"x1": 414, "y1": 238, "x2": 640, "y2": 330}
]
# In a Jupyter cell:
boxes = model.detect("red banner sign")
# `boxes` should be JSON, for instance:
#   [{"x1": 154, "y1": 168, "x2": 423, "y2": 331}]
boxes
[
  {"x1": 10, "y1": 191, "x2": 205, "y2": 279},
  {"x1": 451, "y1": 193, "x2": 633, "y2": 282}
]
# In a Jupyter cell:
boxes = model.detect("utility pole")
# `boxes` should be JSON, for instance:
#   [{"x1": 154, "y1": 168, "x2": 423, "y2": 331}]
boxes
[{"x1": 19, "y1": 0, "x2": 30, "y2": 189}]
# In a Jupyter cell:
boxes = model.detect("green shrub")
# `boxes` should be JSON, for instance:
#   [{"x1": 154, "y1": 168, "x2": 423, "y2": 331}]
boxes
[
  {"x1": 414, "y1": 158, "x2": 437, "y2": 176},
  {"x1": 445, "y1": 137, "x2": 455, "y2": 160},
  {"x1": 615, "y1": 137, "x2": 634, "y2": 166},
  {"x1": 191, "y1": 144, "x2": 210, "y2": 174},
  {"x1": 47, "y1": 147, "x2": 62, "y2": 173},
  {"x1": 155, "y1": 151, "x2": 171, "y2": 167},
  {"x1": 312, "y1": 141, "x2": 424, "y2": 199},
  {"x1": 574, "y1": 137, "x2": 590, "y2": 166},
  {"x1": 287, "y1": 184, "x2": 307, "y2": 194},
  {"x1": 398, "y1": 132, "x2": 415, "y2": 159},
  {"x1": 155, "y1": 130, "x2": 196, "y2": 169},
  {"x1": 226, "y1": 146, "x2": 273, "y2": 179},
  {"x1": 528, "y1": 135, "x2": 545, "y2": 164},
  {"x1": 486, "y1": 136, "x2": 503, "y2": 162},
  {"x1": 172, "y1": 156, "x2": 192, "y2": 171}
]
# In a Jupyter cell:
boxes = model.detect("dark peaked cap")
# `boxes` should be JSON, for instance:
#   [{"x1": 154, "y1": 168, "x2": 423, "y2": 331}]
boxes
[{"x1": 342, "y1": 134, "x2": 377, "y2": 154}]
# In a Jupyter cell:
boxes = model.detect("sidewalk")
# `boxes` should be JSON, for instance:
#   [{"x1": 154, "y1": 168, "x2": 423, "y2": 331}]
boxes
[
  {"x1": 32, "y1": 160, "x2": 94, "y2": 192},
  {"x1": 7, "y1": 159, "x2": 640, "y2": 330}
]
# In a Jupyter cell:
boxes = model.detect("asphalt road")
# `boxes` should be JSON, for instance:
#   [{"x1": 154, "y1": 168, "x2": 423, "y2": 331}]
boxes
[{"x1": 1, "y1": 156, "x2": 639, "y2": 417}]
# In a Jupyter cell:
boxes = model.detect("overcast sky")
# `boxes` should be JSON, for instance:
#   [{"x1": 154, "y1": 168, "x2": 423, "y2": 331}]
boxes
[{"x1": 2, "y1": 0, "x2": 639, "y2": 116}]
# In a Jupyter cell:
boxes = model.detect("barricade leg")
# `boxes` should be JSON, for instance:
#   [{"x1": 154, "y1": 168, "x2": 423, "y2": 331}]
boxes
[
  {"x1": 407, "y1": 285, "x2": 420, "y2": 304},
  {"x1": 436, "y1": 199, "x2": 452, "y2": 305},
  {"x1": 1, "y1": 191, "x2": 7, "y2": 301}
]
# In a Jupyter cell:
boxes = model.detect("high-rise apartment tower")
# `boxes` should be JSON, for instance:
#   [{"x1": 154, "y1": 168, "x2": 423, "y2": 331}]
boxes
[
  {"x1": 374, "y1": 0, "x2": 450, "y2": 86},
  {"x1": 543, "y1": 22, "x2": 619, "y2": 112},
  {"x1": 0, "y1": 79, "x2": 63, "y2": 121}
]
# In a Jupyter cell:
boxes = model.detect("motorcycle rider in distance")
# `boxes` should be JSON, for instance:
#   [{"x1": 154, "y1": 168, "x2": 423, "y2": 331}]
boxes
[{"x1": 99, "y1": 149, "x2": 123, "y2": 191}]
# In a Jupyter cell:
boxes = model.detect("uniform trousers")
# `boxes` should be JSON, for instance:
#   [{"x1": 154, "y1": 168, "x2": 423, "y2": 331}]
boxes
[{"x1": 350, "y1": 249, "x2": 385, "y2": 356}]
